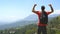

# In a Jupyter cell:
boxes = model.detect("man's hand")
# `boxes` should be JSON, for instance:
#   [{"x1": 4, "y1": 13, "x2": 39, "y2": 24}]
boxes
[
  {"x1": 34, "y1": 4, "x2": 37, "y2": 7},
  {"x1": 48, "y1": 4, "x2": 54, "y2": 12},
  {"x1": 32, "y1": 4, "x2": 37, "y2": 12},
  {"x1": 32, "y1": 4, "x2": 37, "y2": 13},
  {"x1": 49, "y1": 4, "x2": 52, "y2": 7}
]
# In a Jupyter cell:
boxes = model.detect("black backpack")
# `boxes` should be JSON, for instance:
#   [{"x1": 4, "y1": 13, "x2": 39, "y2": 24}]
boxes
[{"x1": 40, "y1": 11, "x2": 48, "y2": 24}]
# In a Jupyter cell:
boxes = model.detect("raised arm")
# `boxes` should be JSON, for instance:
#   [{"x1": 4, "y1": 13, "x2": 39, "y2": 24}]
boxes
[
  {"x1": 32, "y1": 4, "x2": 38, "y2": 13},
  {"x1": 49, "y1": 4, "x2": 54, "y2": 13}
]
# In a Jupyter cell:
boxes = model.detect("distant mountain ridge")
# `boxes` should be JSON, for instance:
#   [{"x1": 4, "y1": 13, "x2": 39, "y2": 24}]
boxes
[
  {"x1": 0, "y1": 14, "x2": 60, "y2": 30},
  {"x1": 24, "y1": 14, "x2": 60, "y2": 20}
]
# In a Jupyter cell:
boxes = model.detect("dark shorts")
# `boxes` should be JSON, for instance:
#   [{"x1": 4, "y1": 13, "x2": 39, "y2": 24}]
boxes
[{"x1": 37, "y1": 26, "x2": 47, "y2": 34}]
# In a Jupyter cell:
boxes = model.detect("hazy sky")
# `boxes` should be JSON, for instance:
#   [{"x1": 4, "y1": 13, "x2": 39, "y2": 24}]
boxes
[{"x1": 0, "y1": 0, "x2": 60, "y2": 23}]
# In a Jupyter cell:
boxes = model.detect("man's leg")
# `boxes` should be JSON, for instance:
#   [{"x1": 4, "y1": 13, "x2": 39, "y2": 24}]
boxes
[
  {"x1": 37, "y1": 26, "x2": 41, "y2": 34},
  {"x1": 42, "y1": 26, "x2": 47, "y2": 34}
]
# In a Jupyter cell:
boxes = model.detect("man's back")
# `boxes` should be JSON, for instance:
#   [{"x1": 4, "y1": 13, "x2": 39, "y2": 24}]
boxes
[{"x1": 34, "y1": 11, "x2": 52, "y2": 26}]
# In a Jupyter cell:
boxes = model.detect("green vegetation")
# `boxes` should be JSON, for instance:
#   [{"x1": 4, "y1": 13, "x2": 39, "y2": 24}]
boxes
[{"x1": 0, "y1": 16, "x2": 60, "y2": 34}]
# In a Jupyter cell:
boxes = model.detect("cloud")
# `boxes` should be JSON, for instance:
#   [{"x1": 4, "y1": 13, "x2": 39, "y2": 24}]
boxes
[
  {"x1": 53, "y1": 9, "x2": 60, "y2": 14},
  {"x1": 49, "y1": 9, "x2": 60, "y2": 15},
  {"x1": 0, "y1": 9, "x2": 60, "y2": 23},
  {"x1": 0, "y1": 16, "x2": 22, "y2": 22}
]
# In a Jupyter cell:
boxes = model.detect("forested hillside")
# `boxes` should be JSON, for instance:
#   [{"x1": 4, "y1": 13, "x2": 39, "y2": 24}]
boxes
[{"x1": 0, "y1": 16, "x2": 60, "y2": 34}]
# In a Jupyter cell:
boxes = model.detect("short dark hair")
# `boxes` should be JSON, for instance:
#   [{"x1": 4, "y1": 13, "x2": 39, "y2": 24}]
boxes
[{"x1": 41, "y1": 6, "x2": 45, "y2": 10}]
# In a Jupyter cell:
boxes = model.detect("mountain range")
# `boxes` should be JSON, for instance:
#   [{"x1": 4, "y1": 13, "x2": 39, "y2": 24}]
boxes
[{"x1": 0, "y1": 14, "x2": 60, "y2": 30}]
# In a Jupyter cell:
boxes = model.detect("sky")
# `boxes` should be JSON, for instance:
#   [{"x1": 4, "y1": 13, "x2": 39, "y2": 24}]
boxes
[{"x1": 0, "y1": 0, "x2": 60, "y2": 23}]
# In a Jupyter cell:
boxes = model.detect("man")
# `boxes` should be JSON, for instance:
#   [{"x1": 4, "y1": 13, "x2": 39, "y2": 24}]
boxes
[{"x1": 32, "y1": 4, "x2": 54, "y2": 34}]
